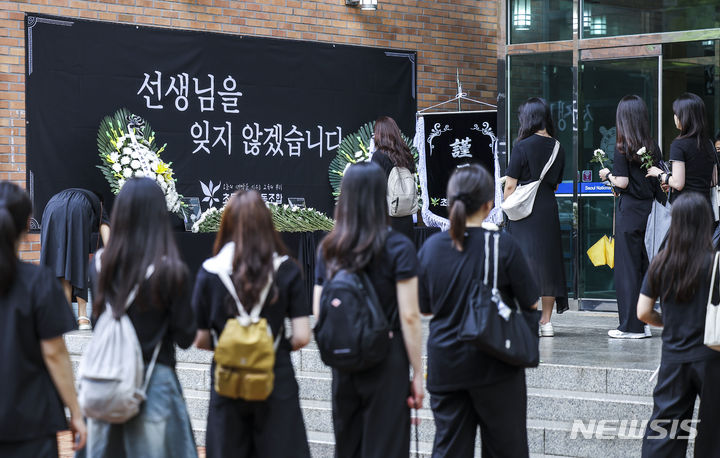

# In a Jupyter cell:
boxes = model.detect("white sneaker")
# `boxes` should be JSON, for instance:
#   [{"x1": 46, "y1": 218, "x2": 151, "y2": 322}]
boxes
[
  {"x1": 608, "y1": 329, "x2": 648, "y2": 339},
  {"x1": 644, "y1": 325, "x2": 652, "y2": 337},
  {"x1": 539, "y1": 322, "x2": 554, "y2": 337}
]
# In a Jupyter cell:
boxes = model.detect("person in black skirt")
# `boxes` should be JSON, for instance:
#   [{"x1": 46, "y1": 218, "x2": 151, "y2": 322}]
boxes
[
  {"x1": 599, "y1": 95, "x2": 660, "y2": 339},
  {"x1": 314, "y1": 162, "x2": 424, "y2": 458},
  {"x1": 418, "y1": 165, "x2": 538, "y2": 458},
  {"x1": 637, "y1": 193, "x2": 720, "y2": 457},
  {"x1": 40, "y1": 188, "x2": 110, "y2": 330},
  {"x1": 504, "y1": 97, "x2": 567, "y2": 337},
  {"x1": 646, "y1": 93, "x2": 716, "y2": 207},
  {"x1": 192, "y1": 190, "x2": 312, "y2": 458},
  {"x1": 371, "y1": 115, "x2": 416, "y2": 241},
  {"x1": 0, "y1": 182, "x2": 86, "y2": 457}
]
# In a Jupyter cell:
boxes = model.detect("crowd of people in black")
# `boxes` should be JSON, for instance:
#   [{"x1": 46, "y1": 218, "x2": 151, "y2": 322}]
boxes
[{"x1": 1, "y1": 97, "x2": 719, "y2": 458}]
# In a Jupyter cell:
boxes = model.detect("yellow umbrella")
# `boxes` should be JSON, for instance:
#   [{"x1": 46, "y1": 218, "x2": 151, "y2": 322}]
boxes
[{"x1": 586, "y1": 196, "x2": 616, "y2": 269}]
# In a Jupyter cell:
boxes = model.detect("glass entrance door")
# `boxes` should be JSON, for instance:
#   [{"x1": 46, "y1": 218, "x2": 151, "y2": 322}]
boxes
[{"x1": 577, "y1": 56, "x2": 660, "y2": 310}]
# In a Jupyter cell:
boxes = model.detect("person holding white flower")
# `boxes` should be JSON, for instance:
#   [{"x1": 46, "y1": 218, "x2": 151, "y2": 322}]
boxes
[
  {"x1": 599, "y1": 95, "x2": 661, "y2": 339},
  {"x1": 40, "y1": 188, "x2": 110, "y2": 330},
  {"x1": 646, "y1": 93, "x2": 716, "y2": 208}
]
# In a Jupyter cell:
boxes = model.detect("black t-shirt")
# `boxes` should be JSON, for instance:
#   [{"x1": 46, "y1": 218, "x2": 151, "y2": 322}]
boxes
[
  {"x1": 89, "y1": 260, "x2": 196, "y2": 368},
  {"x1": 640, "y1": 253, "x2": 720, "y2": 363},
  {"x1": 418, "y1": 227, "x2": 539, "y2": 391},
  {"x1": 314, "y1": 230, "x2": 418, "y2": 327},
  {"x1": 0, "y1": 262, "x2": 76, "y2": 441},
  {"x1": 612, "y1": 145, "x2": 661, "y2": 201},
  {"x1": 669, "y1": 137, "x2": 715, "y2": 202},
  {"x1": 506, "y1": 134, "x2": 565, "y2": 187}
]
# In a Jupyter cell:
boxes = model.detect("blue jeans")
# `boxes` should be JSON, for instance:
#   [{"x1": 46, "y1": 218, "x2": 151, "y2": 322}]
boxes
[{"x1": 81, "y1": 364, "x2": 197, "y2": 458}]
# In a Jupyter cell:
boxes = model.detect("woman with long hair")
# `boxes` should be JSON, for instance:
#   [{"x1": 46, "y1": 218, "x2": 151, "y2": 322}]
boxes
[
  {"x1": 637, "y1": 192, "x2": 720, "y2": 457},
  {"x1": 0, "y1": 182, "x2": 86, "y2": 457},
  {"x1": 86, "y1": 178, "x2": 196, "y2": 457},
  {"x1": 647, "y1": 93, "x2": 716, "y2": 206},
  {"x1": 504, "y1": 97, "x2": 567, "y2": 337},
  {"x1": 418, "y1": 165, "x2": 538, "y2": 457},
  {"x1": 598, "y1": 95, "x2": 660, "y2": 339},
  {"x1": 192, "y1": 191, "x2": 312, "y2": 458},
  {"x1": 313, "y1": 162, "x2": 424, "y2": 457},
  {"x1": 371, "y1": 115, "x2": 417, "y2": 240}
]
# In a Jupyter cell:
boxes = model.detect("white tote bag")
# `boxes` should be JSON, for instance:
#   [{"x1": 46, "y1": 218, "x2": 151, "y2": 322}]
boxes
[
  {"x1": 502, "y1": 140, "x2": 560, "y2": 221},
  {"x1": 705, "y1": 252, "x2": 720, "y2": 351}
]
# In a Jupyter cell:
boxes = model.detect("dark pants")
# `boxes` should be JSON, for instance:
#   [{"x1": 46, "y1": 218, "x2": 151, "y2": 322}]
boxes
[
  {"x1": 615, "y1": 196, "x2": 651, "y2": 333},
  {"x1": 642, "y1": 358, "x2": 720, "y2": 458},
  {"x1": 430, "y1": 370, "x2": 529, "y2": 458},
  {"x1": 0, "y1": 434, "x2": 58, "y2": 458},
  {"x1": 331, "y1": 336, "x2": 410, "y2": 458}
]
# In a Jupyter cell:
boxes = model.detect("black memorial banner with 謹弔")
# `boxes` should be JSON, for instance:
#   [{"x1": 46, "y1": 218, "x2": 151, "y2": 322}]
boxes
[
  {"x1": 25, "y1": 14, "x2": 416, "y2": 227},
  {"x1": 422, "y1": 111, "x2": 497, "y2": 218}
]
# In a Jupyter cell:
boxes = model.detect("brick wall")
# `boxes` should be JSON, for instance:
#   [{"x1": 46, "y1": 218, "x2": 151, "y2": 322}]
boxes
[{"x1": 0, "y1": 0, "x2": 498, "y2": 259}]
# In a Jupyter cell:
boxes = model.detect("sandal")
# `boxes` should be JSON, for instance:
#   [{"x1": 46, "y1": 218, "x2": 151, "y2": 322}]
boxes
[{"x1": 77, "y1": 316, "x2": 92, "y2": 331}]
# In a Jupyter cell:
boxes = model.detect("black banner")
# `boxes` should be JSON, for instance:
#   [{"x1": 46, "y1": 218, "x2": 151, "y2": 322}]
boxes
[
  {"x1": 26, "y1": 15, "x2": 416, "y2": 225},
  {"x1": 422, "y1": 111, "x2": 497, "y2": 218}
]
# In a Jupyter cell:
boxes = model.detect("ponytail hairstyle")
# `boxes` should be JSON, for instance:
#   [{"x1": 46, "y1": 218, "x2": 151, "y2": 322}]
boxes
[
  {"x1": 0, "y1": 181, "x2": 32, "y2": 296},
  {"x1": 446, "y1": 164, "x2": 494, "y2": 251},
  {"x1": 673, "y1": 92, "x2": 713, "y2": 160},
  {"x1": 226, "y1": 190, "x2": 288, "y2": 313},
  {"x1": 646, "y1": 192, "x2": 713, "y2": 303}
]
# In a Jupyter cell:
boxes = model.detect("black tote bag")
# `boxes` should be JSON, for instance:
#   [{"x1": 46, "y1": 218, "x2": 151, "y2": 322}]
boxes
[{"x1": 457, "y1": 231, "x2": 541, "y2": 368}]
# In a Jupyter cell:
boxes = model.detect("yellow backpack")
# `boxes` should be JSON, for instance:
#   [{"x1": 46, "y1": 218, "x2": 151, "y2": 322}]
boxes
[{"x1": 213, "y1": 252, "x2": 287, "y2": 401}]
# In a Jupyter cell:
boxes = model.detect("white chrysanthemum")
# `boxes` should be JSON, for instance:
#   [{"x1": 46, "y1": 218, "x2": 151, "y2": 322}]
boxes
[
  {"x1": 109, "y1": 152, "x2": 120, "y2": 163},
  {"x1": 122, "y1": 147, "x2": 132, "y2": 155},
  {"x1": 120, "y1": 156, "x2": 130, "y2": 165},
  {"x1": 148, "y1": 172, "x2": 157, "y2": 180},
  {"x1": 115, "y1": 139, "x2": 124, "y2": 150},
  {"x1": 123, "y1": 168, "x2": 133, "y2": 178},
  {"x1": 117, "y1": 178, "x2": 126, "y2": 189},
  {"x1": 130, "y1": 159, "x2": 141, "y2": 170},
  {"x1": 112, "y1": 163, "x2": 122, "y2": 173},
  {"x1": 131, "y1": 151, "x2": 140, "y2": 159},
  {"x1": 135, "y1": 170, "x2": 145, "y2": 178},
  {"x1": 636, "y1": 146, "x2": 646, "y2": 156}
]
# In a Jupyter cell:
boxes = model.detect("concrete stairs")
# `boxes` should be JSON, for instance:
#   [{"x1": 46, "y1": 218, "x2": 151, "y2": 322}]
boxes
[{"x1": 63, "y1": 312, "x2": 695, "y2": 457}]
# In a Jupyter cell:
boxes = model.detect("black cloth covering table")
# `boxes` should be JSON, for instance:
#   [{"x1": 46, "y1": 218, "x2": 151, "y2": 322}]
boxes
[{"x1": 175, "y1": 227, "x2": 439, "y2": 307}]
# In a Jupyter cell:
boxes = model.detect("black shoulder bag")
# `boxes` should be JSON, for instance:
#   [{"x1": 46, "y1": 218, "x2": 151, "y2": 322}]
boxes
[{"x1": 457, "y1": 231, "x2": 541, "y2": 368}]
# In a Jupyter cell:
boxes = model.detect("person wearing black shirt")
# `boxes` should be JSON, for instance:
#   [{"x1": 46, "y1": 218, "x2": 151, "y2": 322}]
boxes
[
  {"x1": 637, "y1": 193, "x2": 720, "y2": 457},
  {"x1": 504, "y1": 97, "x2": 567, "y2": 337},
  {"x1": 599, "y1": 96, "x2": 659, "y2": 339},
  {"x1": 646, "y1": 93, "x2": 716, "y2": 208},
  {"x1": 370, "y1": 116, "x2": 417, "y2": 240},
  {"x1": 85, "y1": 178, "x2": 196, "y2": 458},
  {"x1": 41, "y1": 188, "x2": 110, "y2": 330},
  {"x1": 419, "y1": 164, "x2": 538, "y2": 457},
  {"x1": 192, "y1": 190, "x2": 311, "y2": 458},
  {"x1": 314, "y1": 162, "x2": 423, "y2": 458},
  {"x1": 0, "y1": 182, "x2": 86, "y2": 457}
]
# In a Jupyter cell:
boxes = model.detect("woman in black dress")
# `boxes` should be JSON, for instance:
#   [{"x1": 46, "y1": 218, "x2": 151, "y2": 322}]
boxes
[
  {"x1": 41, "y1": 188, "x2": 110, "y2": 330},
  {"x1": 637, "y1": 193, "x2": 720, "y2": 457},
  {"x1": 192, "y1": 190, "x2": 312, "y2": 458},
  {"x1": 371, "y1": 116, "x2": 416, "y2": 241},
  {"x1": 646, "y1": 93, "x2": 716, "y2": 207},
  {"x1": 419, "y1": 165, "x2": 538, "y2": 457},
  {"x1": 504, "y1": 97, "x2": 567, "y2": 337},
  {"x1": 0, "y1": 182, "x2": 86, "y2": 456},
  {"x1": 313, "y1": 162, "x2": 424, "y2": 457},
  {"x1": 599, "y1": 95, "x2": 659, "y2": 339}
]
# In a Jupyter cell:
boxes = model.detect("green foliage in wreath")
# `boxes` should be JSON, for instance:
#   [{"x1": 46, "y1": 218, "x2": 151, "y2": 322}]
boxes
[
  {"x1": 328, "y1": 121, "x2": 420, "y2": 201},
  {"x1": 192, "y1": 203, "x2": 334, "y2": 233}
]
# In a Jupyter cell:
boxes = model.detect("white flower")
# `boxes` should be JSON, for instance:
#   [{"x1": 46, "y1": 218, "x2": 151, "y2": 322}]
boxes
[
  {"x1": 130, "y1": 159, "x2": 141, "y2": 170},
  {"x1": 122, "y1": 147, "x2": 132, "y2": 155},
  {"x1": 117, "y1": 178, "x2": 126, "y2": 189},
  {"x1": 160, "y1": 181, "x2": 168, "y2": 191},
  {"x1": 109, "y1": 152, "x2": 120, "y2": 163},
  {"x1": 637, "y1": 146, "x2": 647, "y2": 156},
  {"x1": 115, "y1": 139, "x2": 124, "y2": 149},
  {"x1": 123, "y1": 168, "x2": 133, "y2": 178},
  {"x1": 135, "y1": 170, "x2": 145, "y2": 178},
  {"x1": 148, "y1": 172, "x2": 157, "y2": 180},
  {"x1": 593, "y1": 149, "x2": 604, "y2": 158},
  {"x1": 112, "y1": 163, "x2": 122, "y2": 173},
  {"x1": 131, "y1": 151, "x2": 140, "y2": 159},
  {"x1": 121, "y1": 156, "x2": 130, "y2": 165}
]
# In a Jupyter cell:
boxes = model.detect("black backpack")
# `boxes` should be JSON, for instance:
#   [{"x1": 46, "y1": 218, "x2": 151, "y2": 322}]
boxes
[{"x1": 314, "y1": 269, "x2": 391, "y2": 372}]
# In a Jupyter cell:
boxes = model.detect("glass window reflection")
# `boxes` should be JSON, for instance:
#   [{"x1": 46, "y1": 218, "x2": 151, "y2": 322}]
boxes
[{"x1": 509, "y1": 0, "x2": 574, "y2": 44}]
